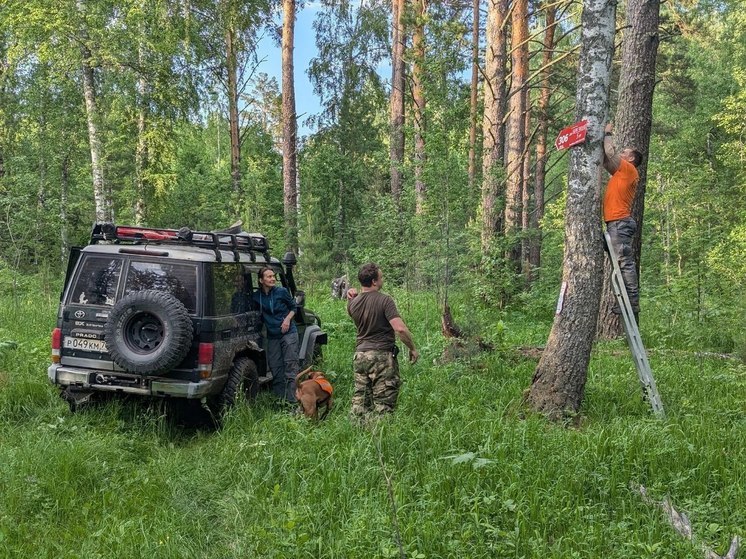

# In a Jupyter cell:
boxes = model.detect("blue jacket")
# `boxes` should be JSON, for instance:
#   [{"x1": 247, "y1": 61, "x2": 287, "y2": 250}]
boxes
[{"x1": 252, "y1": 286, "x2": 297, "y2": 339}]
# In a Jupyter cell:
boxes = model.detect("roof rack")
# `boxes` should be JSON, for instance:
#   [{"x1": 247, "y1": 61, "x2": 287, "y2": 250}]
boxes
[{"x1": 89, "y1": 222, "x2": 271, "y2": 263}]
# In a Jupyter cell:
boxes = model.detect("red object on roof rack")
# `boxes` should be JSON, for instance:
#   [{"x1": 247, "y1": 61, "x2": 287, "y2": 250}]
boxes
[{"x1": 89, "y1": 222, "x2": 271, "y2": 262}]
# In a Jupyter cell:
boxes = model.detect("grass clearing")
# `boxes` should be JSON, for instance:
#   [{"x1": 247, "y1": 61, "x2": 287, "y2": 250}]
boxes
[{"x1": 0, "y1": 280, "x2": 744, "y2": 558}]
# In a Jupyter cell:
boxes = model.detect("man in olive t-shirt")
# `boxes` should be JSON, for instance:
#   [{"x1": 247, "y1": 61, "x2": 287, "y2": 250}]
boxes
[{"x1": 347, "y1": 263, "x2": 418, "y2": 419}]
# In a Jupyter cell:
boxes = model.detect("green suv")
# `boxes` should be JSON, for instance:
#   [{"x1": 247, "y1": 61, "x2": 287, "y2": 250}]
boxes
[{"x1": 48, "y1": 223, "x2": 327, "y2": 416}]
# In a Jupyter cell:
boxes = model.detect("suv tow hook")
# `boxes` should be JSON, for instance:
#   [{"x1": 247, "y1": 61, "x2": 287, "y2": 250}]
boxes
[{"x1": 95, "y1": 374, "x2": 109, "y2": 384}]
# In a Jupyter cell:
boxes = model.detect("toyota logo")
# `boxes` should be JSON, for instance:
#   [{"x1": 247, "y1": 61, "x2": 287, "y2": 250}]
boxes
[{"x1": 74, "y1": 310, "x2": 86, "y2": 319}]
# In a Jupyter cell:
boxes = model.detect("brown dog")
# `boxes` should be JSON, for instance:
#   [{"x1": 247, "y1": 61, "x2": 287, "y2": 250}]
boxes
[{"x1": 295, "y1": 367, "x2": 333, "y2": 420}]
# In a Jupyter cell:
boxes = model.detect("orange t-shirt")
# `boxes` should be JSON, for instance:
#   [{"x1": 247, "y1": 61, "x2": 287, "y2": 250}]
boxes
[{"x1": 603, "y1": 159, "x2": 639, "y2": 222}]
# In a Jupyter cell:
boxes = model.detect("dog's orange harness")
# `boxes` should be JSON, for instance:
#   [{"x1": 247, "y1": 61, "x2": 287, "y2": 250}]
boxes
[{"x1": 314, "y1": 377, "x2": 333, "y2": 396}]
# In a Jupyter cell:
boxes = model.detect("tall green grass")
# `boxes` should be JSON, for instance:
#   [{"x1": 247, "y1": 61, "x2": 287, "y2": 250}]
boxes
[{"x1": 0, "y1": 278, "x2": 744, "y2": 558}]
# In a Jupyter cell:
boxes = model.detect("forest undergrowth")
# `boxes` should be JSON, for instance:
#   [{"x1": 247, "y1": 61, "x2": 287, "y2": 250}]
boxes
[{"x1": 0, "y1": 275, "x2": 744, "y2": 558}]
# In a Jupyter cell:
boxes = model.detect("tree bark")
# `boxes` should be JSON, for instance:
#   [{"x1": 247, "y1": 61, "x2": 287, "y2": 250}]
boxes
[
  {"x1": 77, "y1": 0, "x2": 110, "y2": 223},
  {"x1": 135, "y1": 36, "x2": 148, "y2": 225},
  {"x1": 521, "y1": 94, "x2": 532, "y2": 281},
  {"x1": 530, "y1": 4, "x2": 558, "y2": 274},
  {"x1": 413, "y1": 0, "x2": 427, "y2": 215},
  {"x1": 597, "y1": 0, "x2": 660, "y2": 339},
  {"x1": 480, "y1": 0, "x2": 509, "y2": 251},
  {"x1": 468, "y1": 0, "x2": 480, "y2": 191},
  {"x1": 527, "y1": 0, "x2": 616, "y2": 419},
  {"x1": 505, "y1": 0, "x2": 528, "y2": 266},
  {"x1": 226, "y1": 25, "x2": 241, "y2": 195},
  {"x1": 282, "y1": 0, "x2": 299, "y2": 252},
  {"x1": 390, "y1": 0, "x2": 406, "y2": 204}
]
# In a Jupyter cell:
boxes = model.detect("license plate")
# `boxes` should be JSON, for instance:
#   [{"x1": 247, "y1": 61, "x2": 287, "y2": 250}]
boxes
[{"x1": 63, "y1": 337, "x2": 108, "y2": 352}]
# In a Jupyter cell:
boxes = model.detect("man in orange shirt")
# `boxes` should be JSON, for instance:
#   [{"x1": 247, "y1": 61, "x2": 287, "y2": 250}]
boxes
[{"x1": 603, "y1": 123, "x2": 643, "y2": 321}]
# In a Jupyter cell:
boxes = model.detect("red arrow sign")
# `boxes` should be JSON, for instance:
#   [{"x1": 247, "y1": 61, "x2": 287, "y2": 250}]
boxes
[{"x1": 555, "y1": 120, "x2": 588, "y2": 150}]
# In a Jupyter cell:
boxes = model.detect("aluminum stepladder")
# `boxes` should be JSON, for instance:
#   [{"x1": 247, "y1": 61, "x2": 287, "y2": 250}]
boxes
[{"x1": 604, "y1": 230, "x2": 665, "y2": 418}]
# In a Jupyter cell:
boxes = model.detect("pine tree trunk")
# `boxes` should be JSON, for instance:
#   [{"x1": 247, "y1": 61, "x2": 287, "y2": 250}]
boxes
[
  {"x1": 282, "y1": 0, "x2": 299, "y2": 252},
  {"x1": 505, "y1": 0, "x2": 528, "y2": 266},
  {"x1": 77, "y1": 0, "x2": 110, "y2": 223},
  {"x1": 413, "y1": 0, "x2": 426, "y2": 215},
  {"x1": 468, "y1": 0, "x2": 480, "y2": 191},
  {"x1": 527, "y1": 0, "x2": 616, "y2": 420},
  {"x1": 390, "y1": 0, "x2": 406, "y2": 204},
  {"x1": 480, "y1": 0, "x2": 509, "y2": 250},
  {"x1": 530, "y1": 5, "x2": 558, "y2": 274},
  {"x1": 597, "y1": 0, "x2": 660, "y2": 339}
]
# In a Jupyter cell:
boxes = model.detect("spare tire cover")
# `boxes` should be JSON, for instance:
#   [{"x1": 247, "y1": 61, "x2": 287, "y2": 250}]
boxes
[{"x1": 104, "y1": 290, "x2": 193, "y2": 374}]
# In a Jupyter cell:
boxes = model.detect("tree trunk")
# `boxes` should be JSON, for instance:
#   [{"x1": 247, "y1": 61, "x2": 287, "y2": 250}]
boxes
[
  {"x1": 521, "y1": 95, "x2": 532, "y2": 282},
  {"x1": 413, "y1": 0, "x2": 426, "y2": 215},
  {"x1": 135, "y1": 38, "x2": 148, "y2": 225},
  {"x1": 597, "y1": 0, "x2": 660, "y2": 339},
  {"x1": 504, "y1": 0, "x2": 528, "y2": 266},
  {"x1": 0, "y1": 39, "x2": 6, "y2": 181},
  {"x1": 390, "y1": 0, "x2": 406, "y2": 204},
  {"x1": 77, "y1": 0, "x2": 110, "y2": 223},
  {"x1": 282, "y1": 0, "x2": 299, "y2": 252},
  {"x1": 480, "y1": 0, "x2": 509, "y2": 251},
  {"x1": 61, "y1": 153, "x2": 70, "y2": 263},
  {"x1": 226, "y1": 25, "x2": 241, "y2": 195},
  {"x1": 527, "y1": 0, "x2": 616, "y2": 420},
  {"x1": 530, "y1": 5, "x2": 558, "y2": 275},
  {"x1": 468, "y1": 0, "x2": 480, "y2": 191}
]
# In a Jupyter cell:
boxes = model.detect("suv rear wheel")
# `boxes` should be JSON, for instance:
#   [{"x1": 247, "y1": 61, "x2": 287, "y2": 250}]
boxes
[{"x1": 104, "y1": 290, "x2": 193, "y2": 374}]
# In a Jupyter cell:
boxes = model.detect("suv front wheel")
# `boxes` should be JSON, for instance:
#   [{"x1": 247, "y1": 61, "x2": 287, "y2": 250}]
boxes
[{"x1": 215, "y1": 357, "x2": 259, "y2": 416}]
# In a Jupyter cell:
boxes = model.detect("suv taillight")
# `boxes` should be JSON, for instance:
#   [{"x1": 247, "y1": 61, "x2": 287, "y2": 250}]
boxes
[
  {"x1": 51, "y1": 328, "x2": 62, "y2": 363},
  {"x1": 198, "y1": 343, "x2": 214, "y2": 378}
]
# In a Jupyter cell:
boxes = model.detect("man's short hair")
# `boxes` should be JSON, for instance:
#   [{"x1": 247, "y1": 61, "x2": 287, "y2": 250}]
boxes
[
  {"x1": 629, "y1": 149, "x2": 643, "y2": 168},
  {"x1": 358, "y1": 263, "x2": 380, "y2": 287}
]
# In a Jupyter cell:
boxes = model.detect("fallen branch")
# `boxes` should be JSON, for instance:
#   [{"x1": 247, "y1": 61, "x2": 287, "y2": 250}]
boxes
[{"x1": 632, "y1": 483, "x2": 741, "y2": 559}]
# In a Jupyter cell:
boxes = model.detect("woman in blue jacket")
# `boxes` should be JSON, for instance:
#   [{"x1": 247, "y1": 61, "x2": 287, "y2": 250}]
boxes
[{"x1": 253, "y1": 267, "x2": 298, "y2": 403}]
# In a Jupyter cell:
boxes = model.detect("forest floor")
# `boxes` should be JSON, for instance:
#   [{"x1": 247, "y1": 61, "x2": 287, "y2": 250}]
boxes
[{"x1": 0, "y1": 279, "x2": 744, "y2": 558}]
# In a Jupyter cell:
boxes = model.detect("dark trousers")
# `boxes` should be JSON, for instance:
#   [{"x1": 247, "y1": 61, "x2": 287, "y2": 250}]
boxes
[
  {"x1": 267, "y1": 331, "x2": 299, "y2": 403},
  {"x1": 607, "y1": 217, "x2": 640, "y2": 312}
]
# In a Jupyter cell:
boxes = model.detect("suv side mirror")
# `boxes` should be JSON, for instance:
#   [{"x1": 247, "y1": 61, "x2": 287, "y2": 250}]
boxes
[{"x1": 295, "y1": 290, "x2": 306, "y2": 307}]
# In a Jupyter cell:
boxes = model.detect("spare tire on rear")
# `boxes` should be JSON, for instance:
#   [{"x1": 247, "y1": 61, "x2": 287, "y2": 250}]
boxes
[{"x1": 104, "y1": 290, "x2": 193, "y2": 374}]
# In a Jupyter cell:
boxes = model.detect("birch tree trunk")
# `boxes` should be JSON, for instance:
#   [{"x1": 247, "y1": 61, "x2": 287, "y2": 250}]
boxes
[
  {"x1": 390, "y1": 0, "x2": 406, "y2": 204},
  {"x1": 468, "y1": 0, "x2": 480, "y2": 191},
  {"x1": 527, "y1": 0, "x2": 616, "y2": 419},
  {"x1": 77, "y1": 0, "x2": 110, "y2": 223},
  {"x1": 597, "y1": 0, "x2": 660, "y2": 339},
  {"x1": 0, "y1": 39, "x2": 6, "y2": 181},
  {"x1": 226, "y1": 25, "x2": 241, "y2": 195},
  {"x1": 413, "y1": 0, "x2": 426, "y2": 215},
  {"x1": 530, "y1": 5, "x2": 558, "y2": 274},
  {"x1": 505, "y1": 0, "x2": 528, "y2": 266},
  {"x1": 521, "y1": 95, "x2": 532, "y2": 281},
  {"x1": 282, "y1": 0, "x2": 299, "y2": 252},
  {"x1": 480, "y1": 0, "x2": 509, "y2": 250},
  {"x1": 135, "y1": 36, "x2": 148, "y2": 225}
]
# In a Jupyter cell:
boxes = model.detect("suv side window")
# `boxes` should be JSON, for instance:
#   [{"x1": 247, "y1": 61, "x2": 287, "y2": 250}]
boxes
[
  {"x1": 70, "y1": 256, "x2": 123, "y2": 306},
  {"x1": 123, "y1": 261, "x2": 198, "y2": 313},
  {"x1": 211, "y1": 263, "x2": 254, "y2": 316}
]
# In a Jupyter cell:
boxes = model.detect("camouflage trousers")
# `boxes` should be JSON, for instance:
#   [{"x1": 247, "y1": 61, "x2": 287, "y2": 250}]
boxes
[{"x1": 351, "y1": 350, "x2": 401, "y2": 418}]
